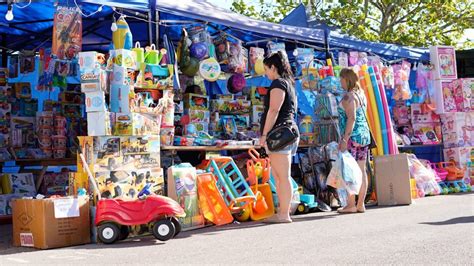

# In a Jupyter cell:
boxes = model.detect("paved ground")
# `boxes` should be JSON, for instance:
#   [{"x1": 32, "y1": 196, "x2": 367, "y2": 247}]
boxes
[{"x1": 0, "y1": 193, "x2": 473, "y2": 265}]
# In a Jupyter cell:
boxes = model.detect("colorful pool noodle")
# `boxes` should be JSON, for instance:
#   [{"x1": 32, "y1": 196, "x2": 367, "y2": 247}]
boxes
[
  {"x1": 374, "y1": 66, "x2": 397, "y2": 154},
  {"x1": 358, "y1": 68, "x2": 378, "y2": 155},
  {"x1": 368, "y1": 66, "x2": 389, "y2": 155},
  {"x1": 361, "y1": 65, "x2": 384, "y2": 156}
]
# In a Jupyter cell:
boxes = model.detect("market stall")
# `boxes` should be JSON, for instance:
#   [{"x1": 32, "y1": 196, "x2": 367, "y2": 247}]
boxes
[{"x1": 0, "y1": 0, "x2": 471, "y2": 250}]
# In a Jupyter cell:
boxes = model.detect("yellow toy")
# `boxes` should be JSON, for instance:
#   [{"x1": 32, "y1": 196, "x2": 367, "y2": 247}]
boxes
[{"x1": 112, "y1": 16, "x2": 133, "y2": 50}]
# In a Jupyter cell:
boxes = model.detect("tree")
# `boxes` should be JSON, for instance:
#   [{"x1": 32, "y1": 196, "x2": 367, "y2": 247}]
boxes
[{"x1": 231, "y1": 0, "x2": 474, "y2": 48}]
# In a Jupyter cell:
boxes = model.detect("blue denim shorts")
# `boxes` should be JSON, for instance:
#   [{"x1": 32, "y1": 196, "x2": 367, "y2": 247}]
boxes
[{"x1": 265, "y1": 138, "x2": 299, "y2": 155}]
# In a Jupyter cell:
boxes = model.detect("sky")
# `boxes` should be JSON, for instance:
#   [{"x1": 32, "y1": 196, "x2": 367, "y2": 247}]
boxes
[{"x1": 207, "y1": 0, "x2": 233, "y2": 9}]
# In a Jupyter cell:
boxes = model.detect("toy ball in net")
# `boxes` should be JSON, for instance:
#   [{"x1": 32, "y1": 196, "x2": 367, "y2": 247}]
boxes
[
  {"x1": 190, "y1": 42, "x2": 208, "y2": 60},
  {"x1": 227, "y1": 73, "x2": 246, "y2": 94}
]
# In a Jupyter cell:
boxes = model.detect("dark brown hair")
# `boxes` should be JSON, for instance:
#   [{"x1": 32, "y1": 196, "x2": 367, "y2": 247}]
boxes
[{"x1": 263, "y1": 51, "x2": 294, "y2": 83}]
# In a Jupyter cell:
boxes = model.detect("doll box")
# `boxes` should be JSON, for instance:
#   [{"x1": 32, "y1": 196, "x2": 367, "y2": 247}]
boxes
[
  {"x1": 433, "y1": 79, "x2": 457, "y2": 114},
  {"x1": 451, "y1": 78, "x2": 473, "y2": 112},
  {"x1": 429, "y1": 46, "x2": 457, "y2": 80},
  {"x1": 410, "y1": 104, "x2": 440, "y2": 124}
]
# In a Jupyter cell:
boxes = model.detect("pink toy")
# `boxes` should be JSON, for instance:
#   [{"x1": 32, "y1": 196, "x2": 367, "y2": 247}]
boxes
[{"x1": 430, "y1": 163, "x2": 448, "y2": 182}]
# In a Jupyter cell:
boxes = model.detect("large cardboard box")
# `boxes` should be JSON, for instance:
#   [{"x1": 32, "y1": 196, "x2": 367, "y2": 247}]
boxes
[
  {"x1": 12, "y1": 197, "x2": 90, "y2": 249},
  {"x1": 374, "y1": 154, "x2": 412, "y2": 206}
]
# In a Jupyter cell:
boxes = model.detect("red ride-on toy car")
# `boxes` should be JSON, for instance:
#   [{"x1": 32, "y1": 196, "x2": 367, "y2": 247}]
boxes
[{"x1": 95, "y1": 191, "x2": 185, "y2": 244}]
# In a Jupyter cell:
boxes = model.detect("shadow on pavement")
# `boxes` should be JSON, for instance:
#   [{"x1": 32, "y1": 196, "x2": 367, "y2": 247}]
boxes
[{"x1": 420, "y1": 216, "x2": 474, "y2": 226}]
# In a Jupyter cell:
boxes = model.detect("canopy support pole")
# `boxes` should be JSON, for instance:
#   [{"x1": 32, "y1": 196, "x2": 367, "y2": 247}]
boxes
[{"x1": 1, "y1": 34, "x2": 7, "y2": 67}]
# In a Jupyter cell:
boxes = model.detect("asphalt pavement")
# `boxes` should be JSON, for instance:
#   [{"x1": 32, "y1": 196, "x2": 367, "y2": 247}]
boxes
[{"x1": 0, "y1": 193, "x2": 473, "y2": 265}]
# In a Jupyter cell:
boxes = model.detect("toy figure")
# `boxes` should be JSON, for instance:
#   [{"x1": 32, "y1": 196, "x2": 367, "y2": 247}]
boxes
[{"x1": 443, "y1": 85, "x2": 456, "y2": 112}]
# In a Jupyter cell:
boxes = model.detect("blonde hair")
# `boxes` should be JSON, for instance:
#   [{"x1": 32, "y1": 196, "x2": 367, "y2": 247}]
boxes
[{"x1": 340, "y1": 68, "x2": 361, "y2": 92}]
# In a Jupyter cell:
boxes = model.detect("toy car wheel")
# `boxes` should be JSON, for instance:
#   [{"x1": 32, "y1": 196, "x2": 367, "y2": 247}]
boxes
[
  {"x1": 119, "y1": 226, "x2": 130, "y2": 240},
  {"x1": 297, "y1": 203, "x2": 308, "y2": 214},
  {"x1": 170, "y1": 217, "x2": 181, "y2": 237},
  {"x1": 98, "y1": 223, "x2": 120, "y2": 244},
  {"x1": 152, "y1": 219, "x2": 176, "y2": 241}
]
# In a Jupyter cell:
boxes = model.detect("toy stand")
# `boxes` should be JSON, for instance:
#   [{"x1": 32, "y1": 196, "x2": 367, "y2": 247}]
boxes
[{"x1": 206, "y1": 157, "x2": 256, "y2": 213}]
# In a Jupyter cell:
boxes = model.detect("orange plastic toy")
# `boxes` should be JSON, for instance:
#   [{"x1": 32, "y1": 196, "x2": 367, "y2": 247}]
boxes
[
  {"x1": 438, "y1": 161, "x2": 465, "y2": 181},
  {"x1": 246, "y1": 148, "x2": 271, "y2": 186},
  {"x1": 247, "y1": 148, "x2": 275, "y2": 221},
  {"x1": 196, "y1": 173, "x2": 234, "y2": 226}
]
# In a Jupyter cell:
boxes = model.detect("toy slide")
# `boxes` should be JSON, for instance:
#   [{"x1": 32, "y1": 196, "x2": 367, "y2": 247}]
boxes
[
  {"x1": 374, "y1": 66, "x2": 396, "y2": 154},
  {"x1": 249, "y1": 183, "x2": 275, "y2": 221},
  {"x1": 362, "y1": 65, "x2": 384, "y2": 155},
  {"x1": 359, "y1": 69, "x2": 377, "y2": 154},
  {"x1": 368, "y1": 66, "x2": 389, "y2": 155},
  {"x1": 197, "y1": 173, "x2": 234, "y2": 226}
]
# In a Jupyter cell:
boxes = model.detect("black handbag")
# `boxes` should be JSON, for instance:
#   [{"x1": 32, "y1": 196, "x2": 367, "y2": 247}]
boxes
[
  {"x1": 266, "y1": 121, "x2": 299, "y2": 152},
  {"x1": 354, "y1": 93, "x2": 377, "y2": 150}
]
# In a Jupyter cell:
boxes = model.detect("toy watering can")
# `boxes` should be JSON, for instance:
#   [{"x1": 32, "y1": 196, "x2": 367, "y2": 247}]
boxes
[
  {"x1": 132, "y1": 42, "x2": 144, "y2": 64},
  {"x1": 145, "y1": 44, "x2": 160, "y2": 65}
]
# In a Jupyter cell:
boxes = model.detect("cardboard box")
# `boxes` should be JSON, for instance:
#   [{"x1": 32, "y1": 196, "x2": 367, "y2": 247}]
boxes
[
  {"x1": 452, "y1": 78, "x2": 473, "y2": 112},
  {"x1": 167, "y1": 164, "x2": 205, "y2": 229},
  {"x1": 184, "y1": 109, "x2": 210, "y2": 123},
  {"x1": 443, "y1": 146, "x2": 473, "y2": 181},
  {"x1": 433, "y1": 79, "x2": 457, "y2": 114},
  {"x1": 110, "y1": 84, "x2": 133, "y2": 113},
  {"x1": 440, "y1": 112, "x2": 473, "y2": 147},
  {"x1": 10, "y1": 116, "x2": 35, "y2": 147},
  {"x1": 374, "y1": 154, "x2": 412, "y2": 206},
  {"x1": 113, "y1": 113, "x2": 160, "y2": 136},
  {"x1": 85, "y1": 90, "x2": 107, "y2": 112},
  {"x1": 87, "y1": 112, "x2": 112, "y2": 136},
  {"x1": 95, "y1": 168, "x2": 164, "y2": 199},
  {"x1": 1, "y1": 173, "x2": 36, "y2": 195},
  {"x1": 108, "y1": 49, "x2": 136, "y2": 70},
  {"x1": 410, "y1": 103, "x2": 440, "y2": 123},
  {"x1": 429, "y1": 46, "x2": 457, "y2": 80},
  {"x1": 210, "y1": 99, "x2": 251, "y2": 114},
  {"x1": 183, "y1": 93, "x2": 209, "y2": 110},
  {"x1": 81, "y1": 81, "x2": 106, "y2": 93},
  {"x1": 252, "y1": 105, "x2": 264, "y2": 124},
  {"x1": 12, "y1": 197, "x2": 90, "y2": 249},
  {"x1": 110, "y1": 65, "x2": 129, "y2": 86}
]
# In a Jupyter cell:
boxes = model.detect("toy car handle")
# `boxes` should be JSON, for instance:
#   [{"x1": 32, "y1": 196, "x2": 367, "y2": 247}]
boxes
[
  {"x1": 248, "y1": 148, "x2": 261, "y2": 161},
  {"x1": 229, "y1": 196, "x2": 256, "y2": 212}
]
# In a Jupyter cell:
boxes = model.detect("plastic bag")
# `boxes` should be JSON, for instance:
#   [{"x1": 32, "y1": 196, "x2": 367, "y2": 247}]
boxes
[
  {"x1": 326, "y1": 151, "x2": 362, "y2": 195},
  {"x1": 340, "y1": 151, "x2": 362, "y2": 194},
  {"x1": 407, "y1": 155, "x2": 441, "y2": 196}
]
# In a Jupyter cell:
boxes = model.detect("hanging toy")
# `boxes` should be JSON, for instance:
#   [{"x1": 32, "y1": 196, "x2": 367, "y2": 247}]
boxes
[{"x1": 112, "y1": 16, "x2": 133, "y2": 50}]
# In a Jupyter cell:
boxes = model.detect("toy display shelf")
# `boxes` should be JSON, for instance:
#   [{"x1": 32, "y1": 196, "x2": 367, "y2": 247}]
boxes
[
  {"x1": 398, "y1": 143, "x2": 444, "y2": 163},
  {"x1": 161, "y1": 145, "x2": 261, "y2": 152},
  {"x1": 0, "y1": 158, "x2": 77, "y2": 191}
]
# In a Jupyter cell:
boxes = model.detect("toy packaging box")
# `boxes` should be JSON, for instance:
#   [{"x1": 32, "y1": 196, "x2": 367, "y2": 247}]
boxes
[
  {"x1": 87, "y1": 111, "x2": 112, "y2": 136},
  {"x1": 95, "y1": 168, "x2": 164, "y2": 199},
  {"x1": 85, "y1": 90, "x2": 107, "y2": 112},
  {"x1": 110, "y1": 84, "x2": 133, "y2": 113},
  {"x1": 167, "y1": 164, "x2": 205, "y2": 230},
  {"x1": 41, "y1": 172, "x2": 70, "y2": 196},
  {"x1": 88, "y1": 136, "x2": 160, "y2": 172},
  {"x1": 443, "y1": 146, "x2": 473, "y2": 180},
  {"x1": 108, "y1": 49, "x2": 137, "y2": 70},
  {"x1": 79, "y1": 52, "x2": 103, "y2": 83},
  {"x1": 429, "y1": 46, "x2": 457, "y2": 80},
  {"x1": 411, "y1": 123, "x2": 442, "y2": 144},
  {"x1": 1, "y1": 173, "x2": 36, "y2": 195},
  {"x1": 10, "y1": 116, "x2": 35, "y2": 148},
  {"x1": 113, "y1": 112, "x2": 160, "y2": 136},
  {"x1": 0, "y1": 193, "x2": 29, "y2": 215},
  {"x1": 210, "y1": 99, "x2": 251, "y2": 114},
  {"x1": 12, "y1": 197, "x2": 90, "y2": 249},
  {"x1": 187, "y1": 122, "x2": 209, "y2": 134},
  {"x1": 410, "y1": 104, "x2": 440, "y2": 124},
  {"x1": 110, "y1": 65, "x2": 129, "y2": 86},
  {"x1": 160, "y1": 126, "x2": 175, "y2": 146},
  {"x1": 184, "y1": 93, "x2": 209, "y2": 110},
  {"x1": 185, "y1": 109, "x2": 210, "y2": 123},
  {"x1": 451, "y1": 78, "x2": 473, "y2": 112},
  {"x1": 68, "y1": 172, "x2": 89, "y2": 196},
  {"x1": 440, "y1": 112, "x2": 473, "y2": 147},
  {"x1": 251, "y1": 105, "x2": 264, "y2": 124},
  {"x1": 433, "y1": 79, "x2": 457, "y2": 114}
]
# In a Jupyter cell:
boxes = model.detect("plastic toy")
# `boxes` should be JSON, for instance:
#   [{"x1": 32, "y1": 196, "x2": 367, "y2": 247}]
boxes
[
  {"x1": 430, "y1": 163, "x2": 448, "y2": 182},
  {"x1": 196, "y1": 173, "x2": 234, "y2": 226},
  {"x1": 95, "y1": 192, "x2": 185, "y2": 244},
  {"x1": 438, "y1": 161, "x2": 465, "y2": 181},
  {"x1": 206, "y1": 157, "x2": 256, "y2": 213}
]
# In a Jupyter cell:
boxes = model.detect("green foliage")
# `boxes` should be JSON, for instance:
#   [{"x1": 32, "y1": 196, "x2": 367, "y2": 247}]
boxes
[{"x1": 230, "y1": 0, "x2": 474, "y2": 48}]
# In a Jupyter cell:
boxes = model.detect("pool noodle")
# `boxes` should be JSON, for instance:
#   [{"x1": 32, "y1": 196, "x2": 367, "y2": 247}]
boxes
[
  {"x1": 358, "y1": 69, "x2": 378, "y2": 155},
  {"x1": 362, "y1": 65, "x2": 384, "y2": 156},
  {"x1": 368, "y1": 66, "x2": 389, "y2": 155},
  {"x1": 374, "y1": 66, "x2": 396, "y2": 154}
]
